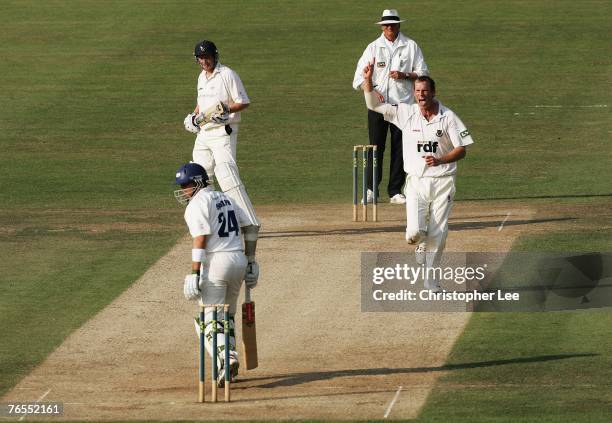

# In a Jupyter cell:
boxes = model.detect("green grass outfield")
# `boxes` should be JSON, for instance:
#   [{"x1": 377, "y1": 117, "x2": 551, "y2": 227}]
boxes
[
  {"x1": 417, "y1": 230, "x2": 612, "y2": 423},
  {"x1": 0, "y1": 0, "x2": 611, "y2": 420}
]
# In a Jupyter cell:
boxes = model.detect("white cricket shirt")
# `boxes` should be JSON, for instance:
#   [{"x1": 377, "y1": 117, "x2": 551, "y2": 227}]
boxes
[
  {"x1": 197, "y1": 63, "x2": 250, "y2": 131},
  {"x1": 184, "y1": 189, "x2": 247, "y2": 253},
  {"x1": 383, "y1": 102, "x2": 474, "y2": 177}
]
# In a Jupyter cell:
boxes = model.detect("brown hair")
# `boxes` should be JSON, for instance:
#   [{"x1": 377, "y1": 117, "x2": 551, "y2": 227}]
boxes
[{"x1": 415, "y1": 75, "x2": 436, "y2": 93}]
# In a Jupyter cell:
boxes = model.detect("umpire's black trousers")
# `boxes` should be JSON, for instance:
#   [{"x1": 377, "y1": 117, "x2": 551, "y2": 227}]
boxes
[{"x1": 367, "y1": 109, "x2": 406, "y2": 198}]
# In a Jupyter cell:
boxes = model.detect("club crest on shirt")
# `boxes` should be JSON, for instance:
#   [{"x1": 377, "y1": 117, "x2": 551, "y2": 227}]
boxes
[
  {"x1": 436, "y1": 130, "x2": 443, "y2": 137},
  {"x1": 377, "y1": 61, "x2": 386, "y2": 67}
]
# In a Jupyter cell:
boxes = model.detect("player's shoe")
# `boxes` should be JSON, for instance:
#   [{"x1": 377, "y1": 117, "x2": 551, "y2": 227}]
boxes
[
  {"x1": 406, "y1": 230, "x2": 426, "y2": 244},
  {"x1": 390, "y1": 193, "x2": 406, "y2": 204},
  {"x1": 362, "y1": 189, "x2": 375, "y2": 205},
  {"x1": 229, "y1": 358, "x2": 239, "y2": 381},
  {"x1": 424, "y1": 279, "x2": 442, "y2": 293},
  {"x1": 415, "y1": 243, "x2": 426, "y2": 265},
  {"x1": 217, "y1": 356, "x2": 240, "y2": 387}
]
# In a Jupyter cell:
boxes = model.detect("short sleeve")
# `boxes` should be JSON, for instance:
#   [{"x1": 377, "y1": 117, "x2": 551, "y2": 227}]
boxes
[
  {"x1": 227, "y1": 70, "x2": 250, "y2": 104},
  {"x1": 184, "y1": 195, "x2": 213, "y2": 238},
  {"x1": 447, "y1": 113, "x2": 474, "y2": 148}
]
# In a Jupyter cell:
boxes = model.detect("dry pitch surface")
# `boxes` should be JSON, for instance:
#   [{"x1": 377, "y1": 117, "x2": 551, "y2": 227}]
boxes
[{"x1": 3, "y1": 201, "x2": 546, "y2": 420}]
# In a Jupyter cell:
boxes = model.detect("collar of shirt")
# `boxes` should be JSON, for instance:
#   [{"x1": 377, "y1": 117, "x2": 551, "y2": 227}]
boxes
[
  {"x1": 376, "y1": 32, "x2": 409, "y2": 51},
  {"x1": 383, "y1": 36, "x2": 397, "y2": 51},
  {"x1": 203, "y1": 63, "x2": 224, "y2": 80},
  {"x1": 418, "y1": 101, "x2": 448, "y2": 124}
]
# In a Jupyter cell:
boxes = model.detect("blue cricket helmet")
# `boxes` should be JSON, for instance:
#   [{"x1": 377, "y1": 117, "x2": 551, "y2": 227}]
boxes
[
  {"x1": 175, "y1": 162, "x2": 209, "y2": 186},
  {"x1": 174, "y1": 163, "x2": 210, "y2": 205}
]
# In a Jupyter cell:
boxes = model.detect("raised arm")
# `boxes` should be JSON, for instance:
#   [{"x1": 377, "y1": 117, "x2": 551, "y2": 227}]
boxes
[{"x1": 363, "y1": 59, "x2": 394, "y2": 116}]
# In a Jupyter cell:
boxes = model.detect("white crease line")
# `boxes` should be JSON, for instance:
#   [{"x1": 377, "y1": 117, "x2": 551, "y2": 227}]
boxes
[
  {"x1": 18, "y1": 388, "x2": 51, "y2": 421},
  {"x1": 383, "y1": 385, "x2": 402, "y2": 419},
  {"x1": 36, "y1": 389, "x2": 51, "y2": 402},
  {"x1": 498, "y1": 212, "x2": 511, "y2": 232}
]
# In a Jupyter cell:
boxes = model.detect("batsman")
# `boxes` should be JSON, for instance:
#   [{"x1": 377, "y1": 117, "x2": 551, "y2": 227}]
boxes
[
  {"x1": 174, "y1": 162, "x2": 259, "y2": 385},
  {"x1": 183, "y1": 40, "x2": 260, "y2": 272}
]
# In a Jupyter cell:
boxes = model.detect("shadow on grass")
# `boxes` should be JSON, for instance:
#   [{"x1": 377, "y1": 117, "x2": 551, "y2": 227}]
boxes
[
  {"x1": 242, "y1": 353, "x2": 597, "y2": 389},
  {"x1": 260, "y1": 217, "x2": 575, "y2": 239}
]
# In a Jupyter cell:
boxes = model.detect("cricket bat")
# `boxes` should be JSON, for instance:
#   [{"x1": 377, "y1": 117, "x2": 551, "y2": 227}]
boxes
[{"x1": 241, "y1": 286, "x2": 258, "y2": 369}]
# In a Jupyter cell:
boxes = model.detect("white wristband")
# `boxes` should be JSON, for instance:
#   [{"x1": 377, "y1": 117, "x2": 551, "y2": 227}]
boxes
[{"x1": 192, "y1": 248, "x2": 206, "y2": 263}]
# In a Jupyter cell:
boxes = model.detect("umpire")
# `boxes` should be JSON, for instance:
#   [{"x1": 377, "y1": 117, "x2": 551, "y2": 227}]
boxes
[{"x1": 353, "y1": 9, "x2": 429, "y2": 204}]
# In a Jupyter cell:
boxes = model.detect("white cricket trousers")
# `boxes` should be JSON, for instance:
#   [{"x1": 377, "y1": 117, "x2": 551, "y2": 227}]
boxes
[
  {"x1": 404, "y1": 175, "x2": 456, "y2": 281},
  {"x1": 199, "y1": 250, "x2": 248, "y2": 363},
  {"x1": 192, "y1": 125, "x2": 238, "y2": 177},
  {"x1": 192, "y1": 126, "x2": 260, "y2": 227}
]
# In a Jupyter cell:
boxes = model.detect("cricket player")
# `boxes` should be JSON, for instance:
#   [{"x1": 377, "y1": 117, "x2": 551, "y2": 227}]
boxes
[
  {"x1": 183, "y1": 40, "x2": 260, "y2": 261},
  {"x1": 362, "y1": 60, "x2": 474, "y2": 292},
  {"x1": 174, "y1": 162, "x2": 259, "y2": 384}
]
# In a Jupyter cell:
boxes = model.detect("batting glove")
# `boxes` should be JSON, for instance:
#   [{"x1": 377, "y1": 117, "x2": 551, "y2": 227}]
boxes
[
  {"x1": 183, "y1": 273, "x2": 201, "y2": 300},
  {"x1": 244, "y1": 261, "x2": 259, "y2": 289},
  {"x1": 194, "y1": 101, "x2": 229, "y2": 126},
  {"x1": 184, "y1": 113, "x2": 200, "y2": 134}
]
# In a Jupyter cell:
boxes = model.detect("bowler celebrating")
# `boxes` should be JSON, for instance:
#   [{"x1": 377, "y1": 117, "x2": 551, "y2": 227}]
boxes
[{"x1": 362, "y1": 60, "x2": 474, "y2": 292}]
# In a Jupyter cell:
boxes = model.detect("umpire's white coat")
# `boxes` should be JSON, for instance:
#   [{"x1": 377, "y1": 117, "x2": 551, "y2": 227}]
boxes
[{"x1": 353, "y1": 33, "x2": 429, "y2": 104}]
